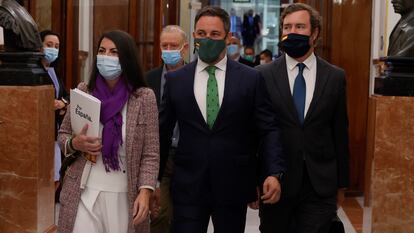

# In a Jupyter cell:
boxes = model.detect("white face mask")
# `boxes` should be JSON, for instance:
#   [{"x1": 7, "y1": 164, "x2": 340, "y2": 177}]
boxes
[
  {"x1": 96, "y1": 55, "x2": 122, "y2": 80},
  {"x1": 260, "y1": 59, "x2": 266, "y2": 65}
]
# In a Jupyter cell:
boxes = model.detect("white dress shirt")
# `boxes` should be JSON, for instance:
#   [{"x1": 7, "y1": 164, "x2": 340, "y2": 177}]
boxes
[
  {"x1": 285, "y1": 53, "x2": 317, "y2": 119},
  {"x1": 194, "y1": 55, "x2": 227, "y2": 121}
]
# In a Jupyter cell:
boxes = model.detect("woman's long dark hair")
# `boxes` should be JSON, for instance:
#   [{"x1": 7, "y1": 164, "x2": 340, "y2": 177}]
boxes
[
  {"x1": 40, "y1": 29, "x2": 61, "y2": 67},
  {"x1": 88, "y1": 30, "x2": 147, "y2": 92}
]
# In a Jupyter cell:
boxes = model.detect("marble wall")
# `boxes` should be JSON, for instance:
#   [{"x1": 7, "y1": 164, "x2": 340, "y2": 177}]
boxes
[
  {"x1": 0, "y1": 86, "x2": 55, "y2": 233},
  {"x1": 369, "y1": 96, "x2": 414, "y2": 233}
]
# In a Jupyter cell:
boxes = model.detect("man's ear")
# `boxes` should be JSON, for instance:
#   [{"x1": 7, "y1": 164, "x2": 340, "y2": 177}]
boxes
[
  {"x1": 310, "y1": 28, "x2": 319, "y2": 46},
  {"x1": 182, "y1": 42, "x2": 189, "y2": 57},
  {"x1": 226, "y1": 32, "x2": 233, "y2": 43}
]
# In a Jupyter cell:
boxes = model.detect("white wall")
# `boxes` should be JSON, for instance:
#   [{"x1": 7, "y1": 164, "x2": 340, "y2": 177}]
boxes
[
  {"x1": 78, "y1": 0, "x2": 94, "y2": 83},
  {"x1": 0, "y1": 27, "x2": 3, "y2": 45}
]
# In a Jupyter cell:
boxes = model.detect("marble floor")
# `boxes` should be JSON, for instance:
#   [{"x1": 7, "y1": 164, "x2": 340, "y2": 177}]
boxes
[
  {"x1": 207, "y1": 197, "x2": 369, "y2": 233},
  {"x1": 56, "y1": 196, "x2": 369, "y2": 233}
]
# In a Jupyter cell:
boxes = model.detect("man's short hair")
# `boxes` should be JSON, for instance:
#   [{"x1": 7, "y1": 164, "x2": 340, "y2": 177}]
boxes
[
  {"x1": 244, "y1": 46, "x2": 255, "y2": 53},
  {"x1": 161, "y1": 25, "x2": 188, "y2": 44},
  {"x1": 280, "y1": 3, "x2": 321, "y2": 38},
  {"x1": 195, "y1": 6, "x2": 230, "y2": 34},
  {"x1": 260, "y1": 49, "x2": 273, "y2": 58}
]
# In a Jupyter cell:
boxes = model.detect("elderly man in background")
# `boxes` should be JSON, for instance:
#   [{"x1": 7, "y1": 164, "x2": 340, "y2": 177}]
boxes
[{"x1": 146, "y1": 25, "x2": 188, "y2": 233}]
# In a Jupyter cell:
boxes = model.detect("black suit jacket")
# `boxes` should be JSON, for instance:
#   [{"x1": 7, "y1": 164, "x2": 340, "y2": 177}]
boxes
[
  {"x1": 50, "y1": 69, "x2": 69, "y2": 139},
  {"x1": 257, "y1": 55, "x2": 349, "y2": 199},
  {"x1": 159, "y1": 59, "x2": 285, "y2": 205},
  {"x1": 145, "y1": 66, "x2": 163, "y2": 107},
  {"x1": 238, "y1": 56, "x2": 255, "y2": 67}
]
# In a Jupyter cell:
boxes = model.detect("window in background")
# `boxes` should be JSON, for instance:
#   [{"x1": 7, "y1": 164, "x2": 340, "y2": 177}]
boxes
[{"x1": 214, "y1": 0, "x2": 281, "y2": 57}]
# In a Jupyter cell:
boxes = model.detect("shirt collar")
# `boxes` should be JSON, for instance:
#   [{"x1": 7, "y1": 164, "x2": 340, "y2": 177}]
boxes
[
  {"x1": 285, "y1": 52, "x2": 316, "y2": 71},
  {"x1": 197, "y1": 55, "x2": 228, "y2": 73}
]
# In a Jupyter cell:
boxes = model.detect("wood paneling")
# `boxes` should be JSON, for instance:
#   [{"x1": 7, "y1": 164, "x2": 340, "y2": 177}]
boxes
[
  {"x1": 51, "y1": 0, "x2": 66, "y2": 87},
  {"x1": 300, "y1": 0, "x2": 372, "y2": 193},
  {"x1": 48, "y1": 0, "x2": 163, "y2": 87},
  {"x1": 330, "y1": 0, "x2": 372, "y2": 193},
  {"x1": 93, "y1": 0, "x2": 129, "y2": 55},
  {"x1": 64, "y1": 0, "x2": 79, "y2": 89},
  {"x1": 135, "y1": 0, "x2": 163, "y2": 71},
  {"x1": 364, "y1": 97, "x2": 377, "y2": 206}
]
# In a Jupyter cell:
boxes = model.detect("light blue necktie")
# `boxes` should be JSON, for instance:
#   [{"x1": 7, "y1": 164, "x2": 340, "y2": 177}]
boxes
[{"x1": 293, "y1": 63, "x2": 306, "y2": 124}]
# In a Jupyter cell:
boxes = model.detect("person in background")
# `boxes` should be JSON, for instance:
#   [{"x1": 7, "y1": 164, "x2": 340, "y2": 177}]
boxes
[
  {"x1": 242, "y1": 9, "x2": 261, "y2": 46},
  {"x1": 229, "y1": 8, "x2": 242, "y2": 38},
  {"x1": 57, "y1": 30, "x2": 159, "y2": 233},
  {"x1": 259, "y1": 49, "x2": 273, "y2": 64},
  {"x1": 227, "y1": 36, "x2": 255, "y2": 67},
  {"x1": 159, "y1": 6, "x2": 285, "y2": 233},
  {"x1": 243, "y1": 45, "x2": 257, "y2": 67},
  {"x1": 40, "y1": 30, "x2": 69, "y2": 199},
  {"x1": 146, "y1": 24, "x2": 188, "y2": 233},
  {"x1": 256, "y1": 3, "x2": 349, "y2": 233}
]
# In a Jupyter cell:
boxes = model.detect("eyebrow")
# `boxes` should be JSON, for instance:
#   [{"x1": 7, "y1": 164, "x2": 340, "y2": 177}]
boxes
[
  {"x1": 283, "y1": 23, "x2": 306, "y2": 26},
  {"x1": 99, "y1": 47, "x2": 117, "y2": 50}
]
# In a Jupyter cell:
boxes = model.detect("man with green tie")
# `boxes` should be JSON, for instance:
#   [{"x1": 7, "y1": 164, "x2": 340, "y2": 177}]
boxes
[{"x1": 158, "y1": 5, "x2": 285, "y2": 233}]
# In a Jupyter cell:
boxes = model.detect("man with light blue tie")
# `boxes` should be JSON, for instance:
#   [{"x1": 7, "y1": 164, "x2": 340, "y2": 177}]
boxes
[
  {"x1": 256, "y1": 3, "x2": 350, "y2": 233},
  {"x1": 159, "y1": 6, "x2": 285, "y2": 233}
]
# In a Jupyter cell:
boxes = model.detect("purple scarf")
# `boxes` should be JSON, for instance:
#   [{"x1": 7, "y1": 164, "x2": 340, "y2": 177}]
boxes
[{"x1": 92, "y1": 75, "x2": 130, "y2": 171}]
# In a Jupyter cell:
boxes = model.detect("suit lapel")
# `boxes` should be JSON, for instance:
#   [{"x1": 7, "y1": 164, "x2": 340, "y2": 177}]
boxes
[
  {"x1": 304, "y1": 57, "x2": 329, "y2": 124},
  {"x1": 213, "y1": 59, "x2": 238, "y2": 131},
  {"x1": 183, "y1": 61, "x2": 211, "y2": 130},
  {"x1": 271, "y1": 56, "x2": 301, "y2": 123}
]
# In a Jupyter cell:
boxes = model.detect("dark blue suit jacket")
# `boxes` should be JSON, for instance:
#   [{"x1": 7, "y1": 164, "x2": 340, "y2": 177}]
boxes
[{"x1": 159, "y1": 59, "x2": 285, "y2": 205}]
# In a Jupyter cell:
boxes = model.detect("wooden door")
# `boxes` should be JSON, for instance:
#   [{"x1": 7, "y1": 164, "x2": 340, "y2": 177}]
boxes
[
  {"x1": 48, "y1": 0, "x2": 164, "y2": 89},
  {"x1": 298, "y1": 0, "x2": 372, "y2": 194}
]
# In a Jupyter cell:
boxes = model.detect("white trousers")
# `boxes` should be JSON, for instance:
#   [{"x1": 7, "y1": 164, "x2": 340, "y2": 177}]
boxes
[{"x1": 73, "y1": 187, "x2": 129, "y2": 233}]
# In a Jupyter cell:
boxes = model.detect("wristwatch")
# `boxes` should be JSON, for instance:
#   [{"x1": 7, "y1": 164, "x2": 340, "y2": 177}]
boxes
[{"x1": 271, "y1": 173, "x2": 283, "y2": 182}]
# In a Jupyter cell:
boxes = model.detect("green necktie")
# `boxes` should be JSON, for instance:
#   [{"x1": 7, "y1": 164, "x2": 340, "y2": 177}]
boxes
[{"x1": 206, "y1": 66, "x2": 219, "y2": 129}]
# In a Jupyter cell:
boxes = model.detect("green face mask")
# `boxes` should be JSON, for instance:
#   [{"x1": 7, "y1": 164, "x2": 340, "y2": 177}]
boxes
[
  {"x1": 244, "y1": 55, "x2": 255, "y2": 62},
  {"x1": 194, "y1": 38, "x2": 226, "y2": 63}
]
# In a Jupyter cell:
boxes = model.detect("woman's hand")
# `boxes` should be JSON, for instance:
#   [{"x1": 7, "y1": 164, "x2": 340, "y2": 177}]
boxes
[
  {"x1": 54, "y1": 100, "x2": 66, "y2": 110},
  {"x1": 133, "y1": 188, "x2": 152, "y2": 225},
  {"x1": 71, "y1": 124, "x2": 102, "y2": 156}
]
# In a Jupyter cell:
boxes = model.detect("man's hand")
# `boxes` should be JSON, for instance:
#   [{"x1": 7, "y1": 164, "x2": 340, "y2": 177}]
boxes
[
  {"x1": 261, "y1": 176, "x2": 281, "y2": 204},
  {"x1": 150, "y1": 187, "x2": 161, "y2": 220},
  {"x1": 133, "y1": 188, "x2": 152, "y2": 225}
]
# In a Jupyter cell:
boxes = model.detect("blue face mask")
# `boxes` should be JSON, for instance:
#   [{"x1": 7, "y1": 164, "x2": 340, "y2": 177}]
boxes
[
  {"x1": 43, "y1": 47, "x2": 59, "y2": 63},
  {"x1": 226, "y1": 44, "x2": 239, "y2": 56},
  {"x1": 161, "y1": 49, "x2": 182, "y2": 65},
  {"x1": 96, "y1": 55, "x2": 122, "y2": 80}
]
